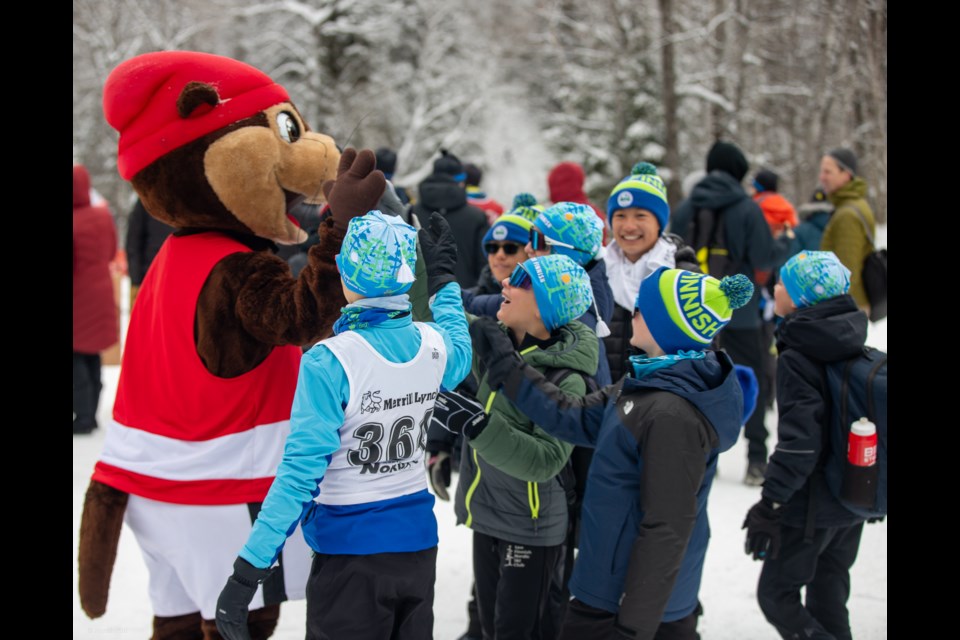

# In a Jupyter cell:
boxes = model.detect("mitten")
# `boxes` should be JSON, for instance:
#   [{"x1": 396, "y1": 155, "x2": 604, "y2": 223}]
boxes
[
  {"x1": 215, "y1": 557, "x2": 274, "y2": 640},
  {"x1": 742, "y1": 497, "x2": 783, "y2": 561},
  {"x1": 416, "y1": 211, "x2": 458, "y2": 296},
  {"x1": 431, "y1": 390, "x2": 488, "y2": 438},
  {"x1": 469, "y1": 317, "x2": 524, "y2": 390},
  {"x1": 321, "y1": 148, "x2": 386, "y2": 232}
]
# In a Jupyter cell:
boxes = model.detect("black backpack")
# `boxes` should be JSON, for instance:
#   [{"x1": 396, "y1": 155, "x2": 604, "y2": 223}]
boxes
[
  {"x1": 821, "y1": 347, "x2": 888, "y2": 519},
  {"x1": 850, "y1": 207, "x2": 887, "y2": 322},
  {"x1": 685, "y1": 207, "x2": 742, "y2": 279}
]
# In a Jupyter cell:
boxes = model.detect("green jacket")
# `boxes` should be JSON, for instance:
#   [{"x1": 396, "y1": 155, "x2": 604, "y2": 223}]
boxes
[
  {"x1": 453, "y1": 319, "x2": 600, "y2": 546},
  {"x1": 820, "y1": 177, "x2": 876, "y2": 309}
]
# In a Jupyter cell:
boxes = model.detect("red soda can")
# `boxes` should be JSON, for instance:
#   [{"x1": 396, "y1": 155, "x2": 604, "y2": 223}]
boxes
[{"x1": 847, "y1": 418, "x2": 877, "y2": 467}]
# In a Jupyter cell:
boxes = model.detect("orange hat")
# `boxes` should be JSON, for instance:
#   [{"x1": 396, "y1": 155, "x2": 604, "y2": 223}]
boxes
[{"x1": 102, "y1": 50, "x2": 290, "y2": 180}]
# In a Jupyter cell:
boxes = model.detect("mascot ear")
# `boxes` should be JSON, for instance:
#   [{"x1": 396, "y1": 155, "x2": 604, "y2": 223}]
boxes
[{"x1": 177, "y1": 81, "x2": 220, "y2": 119}]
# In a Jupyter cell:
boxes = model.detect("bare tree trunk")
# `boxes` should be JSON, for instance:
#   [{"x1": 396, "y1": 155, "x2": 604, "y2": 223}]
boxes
[{"x1": 659, "y1": 0, "x2": 682, "y2": 205}]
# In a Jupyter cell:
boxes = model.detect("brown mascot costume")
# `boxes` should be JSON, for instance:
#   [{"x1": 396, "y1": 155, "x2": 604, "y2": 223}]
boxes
[{"x1": 77, "y1": 50, "x2": 387, "y2": 640}]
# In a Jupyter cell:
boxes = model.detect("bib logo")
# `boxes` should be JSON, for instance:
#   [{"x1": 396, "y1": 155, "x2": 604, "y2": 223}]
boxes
[
  {"x1": 677, "y1": 272, "x2": 722, "y2": 340},
  {"x1": 617, "y1": 191, "x2": 634, "y2": 207},
  {"x1": 493, "y1": 226, "x2": 508, "y2": 240},
  {"x1": 361, "y1": 390, "x2": 382, "y2": 414}
]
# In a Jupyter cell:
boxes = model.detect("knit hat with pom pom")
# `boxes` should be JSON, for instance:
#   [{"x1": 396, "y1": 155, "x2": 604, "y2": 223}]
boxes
[
  {"x1": 508, "y1": 192, "x2": 544, "y2": 223},
  {"x1": 606, "y1": 162, "x2": 669, "y2": 233},
  {"x1": 635, "y1": 267, "x2": 755, "y2": 353}
]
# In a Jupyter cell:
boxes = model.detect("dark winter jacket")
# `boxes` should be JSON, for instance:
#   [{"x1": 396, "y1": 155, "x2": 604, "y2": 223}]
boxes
[
  {"x1": 792, "y1": 201, "x2": 833, "y2": 256},
  {"x1": 820, "y1": 178, "x2": 876, "y2": 310},
  {"x1": 454, "y1": 320, "x2": 600, "y2": 547},
  {"x1": 412, "y1": 174, "x2": 489, "y2": 289},
  {"x1": 496, "y1": 349, "x2": 743, "y2": 637},
  {"x1": 602, "y1": 236, "x2": 700, "y2": 382},
  {"x1": 74, "y1": 165, "x2": 119, "y2": 354},
  {"x1": 670, "y1": 171, "x2": 792, "y2": 329},
  {"x1": 763, "y1": 294, "x2": 869, "y2": 528},
  {"x1": 461, "y1": 265, "x2": 503, "y2": 318},
  {"x1": 126, "y1": 199, "x2": 175, "y2": 286}
]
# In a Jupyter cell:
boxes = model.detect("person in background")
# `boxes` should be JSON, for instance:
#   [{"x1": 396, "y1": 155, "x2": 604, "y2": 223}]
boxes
[
  {"x1": 375, "y1": 146, "x2": 412, "y2": 206},
  {"x1": 412, "y1": 149, "x2": 490, "y2": 289},
  {"x1": 468, "y1": 268, "x2": 754, "y2": 640},
  {"x1": 603, "y1": 162, "x2": 698, "y2": 383},
  {"x1": 818, "y1": 148, "x2": 876, "y2": 316},
  {"x1": 215, "y1": 210, "x2": 472, "y2": 640},
  {"x1": 743, "y1": 250, "x2": 867, "y2": 640},
  {"x1": 670, "y1": 141, "x2": 793, "y2": 486},
  {"x1": 792, "y1": 188, "x2": 834, "y2": 255},
  {"x1": 125, "y1": 197, "x2": 174, "y2": 309},
  {"x1": 465, "y1": 162, "x2": 505, "y2": 226},
  {"x1": 547, "y1": 161, "x2": 609, "y2": 245},
  {"x1": 74, "y1": 164, "x2": 120, "y2": 435}
]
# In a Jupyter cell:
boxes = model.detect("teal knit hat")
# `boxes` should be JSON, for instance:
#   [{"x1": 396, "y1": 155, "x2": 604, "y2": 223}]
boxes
[
  {"x1": 636, "y1": 267, "x2": 754, "y2": 353},
  {"x1": 779, "y1": 250, "x2": 851, "y2": 308},
  {"x1": 509, "y1": 192, "x2": 545, "y2": 223},
  {"x1": 533, "y1": 202, "x2": 603, "y2": 265},
  {"x1": 335, "y1": 210, "x2": 418, "y2": 297},
  {"x1": 518, "y1": 254, "x2": 593, "y2": 332},
  {"x1": 606, "y1": 162, "x2": 669, "y2": 233}
]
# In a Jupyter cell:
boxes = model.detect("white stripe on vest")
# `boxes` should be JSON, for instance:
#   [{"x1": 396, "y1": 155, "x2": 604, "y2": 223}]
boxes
[
  {"x1": 99, "y1": 418, "x2": 291, "y2": 481},
  {"x1": 317, "y1": 323, "x2": 447, "y2": 506}
]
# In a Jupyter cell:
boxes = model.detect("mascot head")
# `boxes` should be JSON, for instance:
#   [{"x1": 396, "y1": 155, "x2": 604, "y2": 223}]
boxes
[{"x1": 103, "y1": 50, "x2": 340, "y2": 244}]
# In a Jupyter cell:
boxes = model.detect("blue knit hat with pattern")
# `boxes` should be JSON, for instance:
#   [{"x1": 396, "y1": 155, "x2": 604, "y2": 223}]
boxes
[
  {"x1": 636, "y1": 267, "x2": 754, "y2": 353},
  {"x1": 606, "y1": 162, "x2": 669, "y2": 233},
  {"x1": 534, "y1": 202, "x2": 603, "y2": 265},
  {"x1": 779, "y1": 250, "x2": 851, "y2": 308},
  {"x1": 482, "y1": 214, "x2": 535, "y2": 255},
  {"x1": 335, "y1": 210, "x2": 418, "y2": 297},
  {"x1": 519, "y1": 254, "x2": 593, "y2": 332}
]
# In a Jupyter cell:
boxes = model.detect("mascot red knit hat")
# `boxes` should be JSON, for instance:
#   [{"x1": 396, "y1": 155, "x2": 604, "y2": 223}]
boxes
[{"x1": 103, "y1": 51, "x2": 290, "y2": 180}]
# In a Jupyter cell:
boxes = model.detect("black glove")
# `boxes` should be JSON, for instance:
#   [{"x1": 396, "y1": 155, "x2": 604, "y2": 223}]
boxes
[
  {"x1": 321, "y1": 148, "x2": 387, "y2": 233},
  {"x1": 431, "y1": 389, "x2": 488, "y2": 438},
  {"x1": 742, "y1": 497, "x2": 783, "y2": 561},
  {"x1": 867, "y1": 516, "x2": 885, "y2": 524},
  {"x1": 416, "y1": 212, "x2": 458, "y2": 296},
  {"x1": 469, "y1": 317, "x2": 524, "y2": 390},
  {"x1": 215, "y1": 557, "x2": 274, "y2": 640},
  {"x1": 427, "y1": 450, "x2": 452, "y2": 501}
]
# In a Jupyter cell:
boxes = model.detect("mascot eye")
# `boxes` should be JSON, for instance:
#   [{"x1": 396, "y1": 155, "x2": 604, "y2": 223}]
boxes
[{"x1": 276, "y1": 112, "x2": 301, "y2": 143}]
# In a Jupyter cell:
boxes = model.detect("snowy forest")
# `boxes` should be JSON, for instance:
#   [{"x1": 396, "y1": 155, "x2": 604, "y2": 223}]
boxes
[{"x1": 73, "y1": 0, "x2": 887, "y2": 236}]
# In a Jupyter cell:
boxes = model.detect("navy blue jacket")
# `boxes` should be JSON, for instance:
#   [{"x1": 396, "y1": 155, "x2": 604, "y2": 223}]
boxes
[
  {"x1": 670, "y1": 171, "x2": 791, "y2": 329},
  {"x1": 763, "y1": 294, "x2": 869, "y2": 528},
  {"x1": 498, "y1": 350, "x2": 743, "y2": 638}
]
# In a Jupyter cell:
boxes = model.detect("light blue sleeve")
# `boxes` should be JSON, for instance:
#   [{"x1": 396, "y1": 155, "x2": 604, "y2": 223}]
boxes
[
  {"x1": 239, "y1": 346, "x2": 347, "y2": 568},
  {"x1": 428, "y1": 282, "x2": 473, "y2": 391}
]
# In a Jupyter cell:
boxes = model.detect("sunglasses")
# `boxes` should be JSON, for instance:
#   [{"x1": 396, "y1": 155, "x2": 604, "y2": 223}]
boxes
[
  {"x1": 485, "y1": 242, "x2": 522, "y2": 255},
  {"x1": 507, "y1": 264, "x2": 533, "y2": 290},
  {"x1": 528, "y1": 228, "x2": 590, "y2": 254}
]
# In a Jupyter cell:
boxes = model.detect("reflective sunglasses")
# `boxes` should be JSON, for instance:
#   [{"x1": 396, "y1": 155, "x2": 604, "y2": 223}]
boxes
[
  {"x1": 507, "y1": 264, "x2": 533, "y2": 290},
  {"x1": 485, "y1": 241, "x2": 523, "y2": 256},
  {"x1": 528, "y1": 228, "x2": 590, "y2": 254}
]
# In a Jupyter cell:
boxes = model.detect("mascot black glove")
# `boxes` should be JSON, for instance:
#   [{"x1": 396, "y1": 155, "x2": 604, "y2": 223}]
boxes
[
  {"x1": 321, "y1": 148, "x2": 387, "y2": 233},
  {"x1": 469, "y1": 317, "x2": 524, "y2": 390},
  {"x1": 215, "y1": 557, "x2": 274, "y2": 640},
  {"x1": 427, "y1": 450, "x2": 452, "y2": 501},
  {"x1": 416, "y1": 212, "x2": 458, "y2": 296},
  {"x1": 742, "y1": 497, "x2": 783, "y2": 561},
  {"x1": 432, "y1": 390, "x2": 488, "y2": 439}
]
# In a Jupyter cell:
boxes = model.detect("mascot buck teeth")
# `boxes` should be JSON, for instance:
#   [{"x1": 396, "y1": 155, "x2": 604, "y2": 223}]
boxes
[{"x1": 78, "y1": 50, "x2": 386, "y2": 640}]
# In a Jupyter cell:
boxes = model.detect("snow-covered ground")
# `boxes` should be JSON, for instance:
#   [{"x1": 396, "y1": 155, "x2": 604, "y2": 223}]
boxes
[{"x1": 73, "y1": 257, "x2": 887, "y2": 639}]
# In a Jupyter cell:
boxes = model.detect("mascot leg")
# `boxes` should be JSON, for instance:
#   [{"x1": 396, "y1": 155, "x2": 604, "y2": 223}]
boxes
[
  {"x1": 199, "y1": 604, "x2": 279, "y2": 640},
  {"x1": 78, "y1": 480, "x2": 129, "y2": 618},
  {"x1": 153, "y1": 612, "x2": 204, "y2": 640}
]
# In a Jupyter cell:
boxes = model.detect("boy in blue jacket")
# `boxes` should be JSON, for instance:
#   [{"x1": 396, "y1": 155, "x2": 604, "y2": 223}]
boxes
[
  {"x1": 469, "y1": 267, "x2": 754, "y2": 640},
  {"x1": 215, "y1": 210, "x2": 472, "y2": 640}
]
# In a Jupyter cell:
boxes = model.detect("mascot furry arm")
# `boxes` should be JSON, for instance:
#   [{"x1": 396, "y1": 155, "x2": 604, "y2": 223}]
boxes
[{"x1": 78, "y1": 51, "x2": 385, "y2": 632}]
